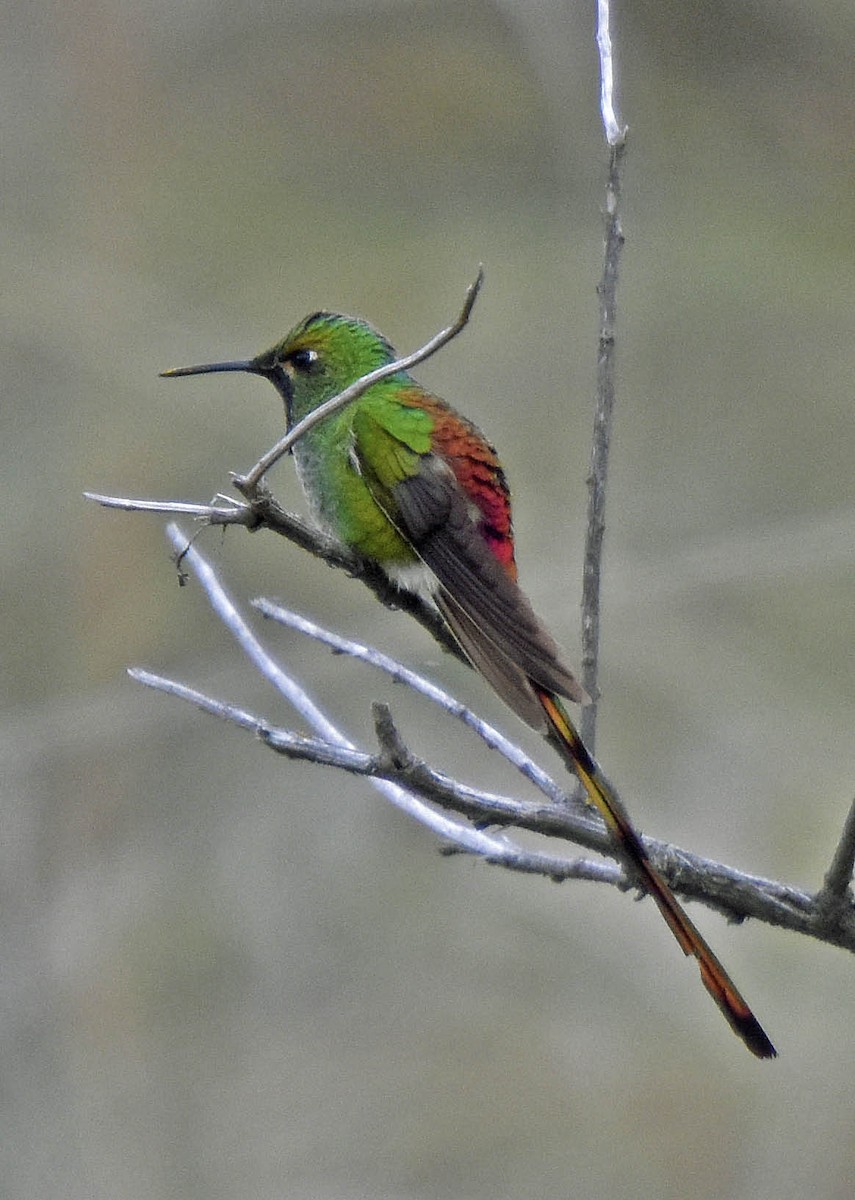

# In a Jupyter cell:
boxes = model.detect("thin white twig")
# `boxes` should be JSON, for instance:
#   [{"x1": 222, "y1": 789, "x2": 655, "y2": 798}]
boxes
[
  {"x1": 84, "y1": 492, "x2": 252, "y2": 523},
  {"x1": 125, "y1": 669, "x2": 629, "y2": 887},
  {"x1": 161, "y1": 522, "x2": 543, "y2": 864},
  {"x1": 596, "y1": 0, "x2": 626, "y2": 146},
  {"x1": 253, "y1": 597, "x2": 570, "y2": 807}
]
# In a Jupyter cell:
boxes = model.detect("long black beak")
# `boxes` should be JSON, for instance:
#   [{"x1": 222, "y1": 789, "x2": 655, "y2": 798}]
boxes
[{"x1": 160, "y1": 359, "x2": 255, "y2": 378}]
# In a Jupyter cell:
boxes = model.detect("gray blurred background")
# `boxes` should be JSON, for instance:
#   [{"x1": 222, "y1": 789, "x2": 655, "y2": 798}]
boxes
[{"x1": 4, "y1": 0, "x2": 855, "y2": 1196}]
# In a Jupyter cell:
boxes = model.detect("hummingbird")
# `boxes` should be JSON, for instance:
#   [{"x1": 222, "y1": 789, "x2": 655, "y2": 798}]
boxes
[{"x1": 162, "y1": 310, "x2": 775, "y2": 1059}]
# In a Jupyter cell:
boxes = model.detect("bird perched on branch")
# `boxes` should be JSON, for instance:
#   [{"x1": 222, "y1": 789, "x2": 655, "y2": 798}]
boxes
[{"x1": 162, "y1": 309, "x2": 775, "y2": 1059}]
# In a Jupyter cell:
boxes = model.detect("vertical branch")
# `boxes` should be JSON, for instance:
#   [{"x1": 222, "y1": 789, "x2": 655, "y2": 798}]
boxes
[{"x1": 580, "y1": 0, "x2": 628, "y2": 751}]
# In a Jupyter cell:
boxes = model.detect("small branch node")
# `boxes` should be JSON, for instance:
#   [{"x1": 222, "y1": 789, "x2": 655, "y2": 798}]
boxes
[{"x1": 373, "y1": 701, "x2": 414, "y2": 770}]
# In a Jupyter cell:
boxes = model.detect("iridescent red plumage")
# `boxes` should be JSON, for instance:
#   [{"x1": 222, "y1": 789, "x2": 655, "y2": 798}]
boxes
[{"x1": 403, "y1": 390, "x2": 518, "y2": 581}]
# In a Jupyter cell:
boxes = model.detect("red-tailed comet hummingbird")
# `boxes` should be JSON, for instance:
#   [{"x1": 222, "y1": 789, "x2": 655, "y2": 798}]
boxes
[{"x1": 162, "y1": 310, "x2": 775, "y2": 1059}]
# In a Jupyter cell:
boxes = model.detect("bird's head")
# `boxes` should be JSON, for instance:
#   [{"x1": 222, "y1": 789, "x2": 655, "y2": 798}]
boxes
[{"x1": 161, "y1": 312, "x2": 399, "y2": 425}]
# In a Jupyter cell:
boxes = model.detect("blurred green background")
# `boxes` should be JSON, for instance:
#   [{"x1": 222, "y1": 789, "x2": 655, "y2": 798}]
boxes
[{"x1": 4, "y1": 0, "x2": 855, "y2": 1196}]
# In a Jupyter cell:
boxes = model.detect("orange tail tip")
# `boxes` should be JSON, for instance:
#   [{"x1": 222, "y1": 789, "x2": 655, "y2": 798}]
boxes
[
  {"x1": 537, "y1": 690, "x2": 776, "y2": 1059},
  {"x1": 699, "y1": 959, "x2": 777, "y2": 1059}
]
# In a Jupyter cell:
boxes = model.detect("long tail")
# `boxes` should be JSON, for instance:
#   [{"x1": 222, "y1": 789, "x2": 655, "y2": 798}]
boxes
[{"x1": 537, "y1": 690, "x2": 776, "y2": 1059}]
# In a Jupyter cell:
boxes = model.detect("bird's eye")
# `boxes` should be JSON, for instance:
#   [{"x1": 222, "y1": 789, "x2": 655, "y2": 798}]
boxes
[{"x1": 289, "y1": 348, "x2": 320, "y2": 373}]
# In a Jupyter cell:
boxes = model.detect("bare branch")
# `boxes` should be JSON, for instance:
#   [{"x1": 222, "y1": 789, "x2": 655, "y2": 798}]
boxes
[
  {"x1": 130, "y1": 669, "x2": 612, "y2": 888},
  {"x1": 233, "y1": 266, "x2": 484, "y2": 492},
  {"x1": 121, "y1": 527, "x2": 855, "y2": 955},
  {"x1": 580, "y1": 12, "x2": 627, "y2": 752},
  {"x1": 156, "y1": 522, "x2": 552, "y2": 867},
  {"x1": 253, "y1": 596, "x2": 570, "y2": 807},
  {"x1": 128, "y1": 603, "x2": 850, "y2": 950}
]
